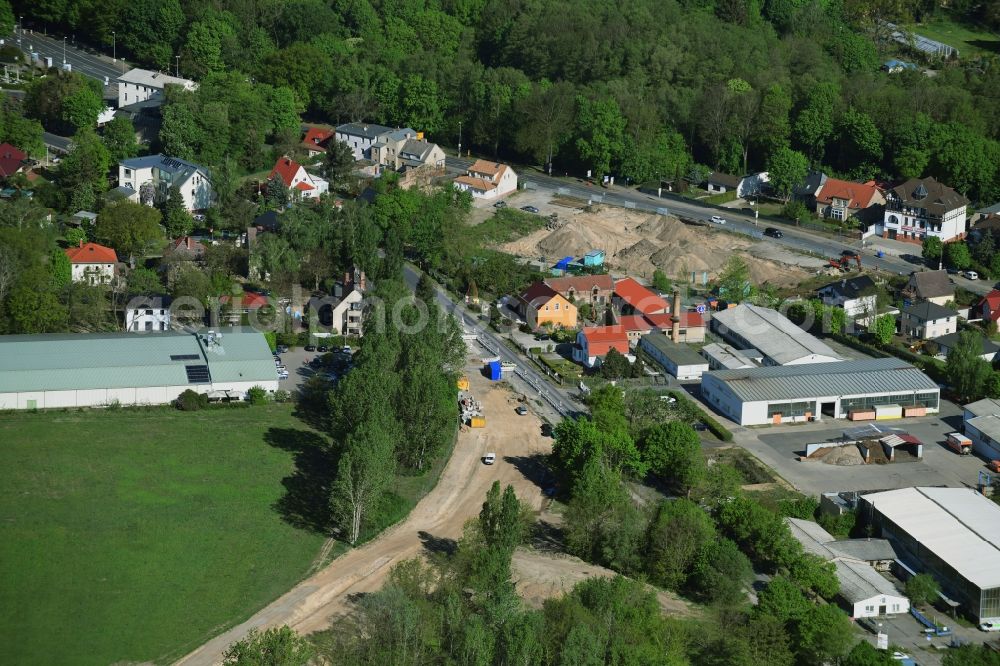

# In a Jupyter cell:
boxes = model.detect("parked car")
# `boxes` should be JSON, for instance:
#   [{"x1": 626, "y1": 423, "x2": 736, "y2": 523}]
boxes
[
  {"x1": 341, "y1": 345, "x2": 352, "y2": 353},
  {"x1": 278, "y1": 370, "x2": 289, "y2": 380},
  {"x1": 980, "y1": 621, "x2": 1000, "y2": 632},
  {"x1": 493, "y1": 200, "x2": 507, "y2": 208},
  {"x1": 317, "y1": 345, "x2": 329, "y2": 352},
  {"x1": 520, "y1": 205, "x2": 539, "y2": 213},
  {"x1": 964, "y1": 270, "x2": 979, "y2": 280},
  {"x1": 763, "y1": 227, "x2": 783, "y2": 238},
  {"x1": 304, "y1": 344, "x2": 316, "y2": 352},
  {"x1": 483, "y1": 452, "x2": 496, "y2": 465},
  {"x1": 276, "y1": 344, "x2": 289, "y2": 353},
  {"x1": 516, "y1": 405, "x2": 528, "y2": 415},
  {"x1": 710, "y1": 215, "x2": 726, "y2": 224},
  {"x1": 693, "y1": 422, "x2": 708, "y2": 431}
]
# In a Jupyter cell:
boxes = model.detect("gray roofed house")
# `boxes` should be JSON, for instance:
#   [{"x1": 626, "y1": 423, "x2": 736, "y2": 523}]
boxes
[
  {"x1": 903, "y1": 270, "x2": 954, "y2": 306},
  {"x1": 818, "y1": 275, "x2": 875, "y2": 301},
  {"x1": 900, "y1": 300, "x2": 958, "y2": 340},
  {"x1": 0, "y1": 328, "x2": 277, "y2": 410},
  {"x1": 888, "y1": 177, "x2": 969, "y2": 216},
  {"x1": 705, "y1": 171, "x2": 742, "y2": 191},
  {"x1": 638, "y1": 334, "x2": 709, "y2": 380},
  {"x1": 710, "y1": 303, "x2": 842, "y2": 365},
  {"x1": 932, "y1": 331, "x2": 1000, "y2": 362},
  {"x1": 335, "y1": 122, "x2": 397, "y2": 160},
  {"x1": 704, "y1": 358, "x2": 938, "y2": 403},
  {"x1": 118, "y1": 154, "x2": 212, "y2": 211}
]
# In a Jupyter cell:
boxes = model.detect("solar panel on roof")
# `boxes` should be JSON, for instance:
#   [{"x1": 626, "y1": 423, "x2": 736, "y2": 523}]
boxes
[
  {"x1": 184, "y1": 365, "x2": 211, "y2": 383},
  {"x1": 170, "y1": 354, "x2": 200, "y2": 361}
]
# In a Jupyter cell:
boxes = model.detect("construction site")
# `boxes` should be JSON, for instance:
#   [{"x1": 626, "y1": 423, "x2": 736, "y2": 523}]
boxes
[{"x1": 801, "y1": 425, "x2": 925, "y2": 466}]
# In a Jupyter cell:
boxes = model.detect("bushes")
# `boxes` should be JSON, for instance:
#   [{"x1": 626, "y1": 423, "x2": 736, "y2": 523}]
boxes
[
  {"x1": 175, "y1": 389, "x2": 208, "y2": 411},
  {"x1": 667, "y1": 390, "x2": 733, "y2": 441},
  {"x1": 247, "y1": 386, "x2": 269, "y2": 405}
]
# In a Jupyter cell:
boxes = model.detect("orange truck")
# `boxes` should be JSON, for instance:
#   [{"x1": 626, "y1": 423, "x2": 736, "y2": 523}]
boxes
[{"x1": 946, "y1": 433, "x2": 972, "y2": 455}]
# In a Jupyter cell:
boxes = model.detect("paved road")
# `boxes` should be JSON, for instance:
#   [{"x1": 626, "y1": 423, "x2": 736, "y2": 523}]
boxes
[
  {"x1": 402, "y1": 264, "x2": 582, "y2": 418},
  {"x1": 445, "y1": 156, "x2": 993, "y2": 297},
  {"x1": 14, "y1": 29, "x2": 123, "y2": 83}
]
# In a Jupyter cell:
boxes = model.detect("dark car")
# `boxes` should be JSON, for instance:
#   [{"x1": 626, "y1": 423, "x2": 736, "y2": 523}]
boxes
[
  {"x1": 276, "y1": 344, "x2": 289, "y2": 353},
  {"x1": 841, "y1": 249, "x2": 857, "y2": 257},
  {"x1": 692, "y1": 422, "x2": 708, "y2": 431},
  {"x1": 763, "y1": 227, "x2": 783, "y2": 238},
  {"x1": 493, "y1": 200, "x2": 508, "y2": 208},
  {"x1": 317, "y1": 345, "x2": 329, "y2": 353},
  {"x1": 521, "y1": 205, "x2": 539, "y2": 213},
  {"x1": 304, "y1": 344, "x2": 317, "y2": 352}
]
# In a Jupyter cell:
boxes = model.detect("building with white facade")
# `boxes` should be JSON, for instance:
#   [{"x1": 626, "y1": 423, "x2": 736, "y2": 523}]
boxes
[
  {"x1": 0, "y1": 329, "x2": 278, "y2": 410},
  {"x1": 881, "y1": 177, "x2": 969, "y2": 242},
  {"x1": 370, "y1": 128, "x2": 445, "y2": 173},
  {"x1": 638, "y1": 334, "x2": 709, "y2": 380},
  {"x1": 65, "y1": 242, "x2": 117, "y2": 285},
  {"x1": 117, "y1": 68, "x2": 197, "y2": 108},
  {"x1": 859, "y1": 487, "x2": 1000, "y2": 623},
  {"x1": 963, "y1": 398, "x2": 1000, "y2": 461},
  {"x1": 334, "y1": 122, "x2": 396, "y2": 160},
  {"x1": 125, "y1": 297, "x2": 171, "y2": 332},
  {"x1": 817, "y1": 275, "x2": 877, "y2": 319},
  {"x1": 700, "y1": 358, "x2": 939, "y2": 426},
  {"x1": 453, "y1": 160, "x2": 518, "y2": 200},
  {"x1": 118, "y1": 155, "x2": 213, "y2": 212},
  {"x1": 900, "y1": 301, "x2": 958, "y2": 340},
  {"x1": 787, "y1": 518, "x2": 909, "y2": 620},
  {"x1": 710, "y1": 303, "x2": 842, "y2": 366},
  {"x1": 268, "y1": 156, "x2": 328, "y2": 200}
]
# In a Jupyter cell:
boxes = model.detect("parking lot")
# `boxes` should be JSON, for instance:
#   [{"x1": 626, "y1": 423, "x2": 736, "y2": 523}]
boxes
[{"x1": 272, "y1": 344, "x2": 352, "y2": 394}]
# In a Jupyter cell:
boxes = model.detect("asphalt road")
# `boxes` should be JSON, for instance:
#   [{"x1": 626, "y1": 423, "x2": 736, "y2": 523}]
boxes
[
  {"x1": 14, "y1": 29, "x2": 123, "y2": 83},
  {"x1": 445, "y1": 156, "x2": 993, "y2": 297},
  {"x1": 402, "y1": 264, "x2": 581, "y2": 418}
]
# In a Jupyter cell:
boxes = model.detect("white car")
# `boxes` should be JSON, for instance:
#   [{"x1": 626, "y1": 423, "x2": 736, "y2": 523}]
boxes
[
  {"x1": 710, "y1": 215, "x2": 726, "y2": 224},
  {"x1": 482, "y1": 453, "x2": 496, "y2": 465},
  {"x1": 980, "y1": 621, "x2": 1000, "y2": 632},
  {"x1": 278, "y1": 371, "x2": 289, "y2": 380},
  {"x1": 963, "y1": 270, "x2": 979, "y2": 280}
]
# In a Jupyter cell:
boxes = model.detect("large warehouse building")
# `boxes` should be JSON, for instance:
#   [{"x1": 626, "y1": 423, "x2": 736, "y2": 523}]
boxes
[
  {"x1": 700, "y1": 357, "x2": 939, "y2": 426},
  {"x1": 859, "y1": 487, "x2": 1000, "y2": 623},
  {"x1": 0, "y1": 329, "x2": 278, "y2": 410},
  {"x1": 710, "y1": 303, "x2": 842, "y2": 366}
]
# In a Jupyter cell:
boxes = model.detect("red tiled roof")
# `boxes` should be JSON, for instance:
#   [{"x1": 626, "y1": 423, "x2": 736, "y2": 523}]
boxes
[
  {"x1": 454, "y1": 174, "x2": 496, "y2": 191},
  {"x1": 269, "y1": 156, "x2": 302, "y2": 188},
  {"x1": 544, "y1": 274, "x2": 614, "y2": 293},
  {"x1": 614, "y1": 277, "x2": 669, "y2": 314},
  {"x1": 519, "y1": 281, "x2": 561, "y2": 309},
  {"x1": 580, "y1": 326, "x2": 630, "y2": 357},
  {"x1": 295, "y1": 181, "x2": 315, "y2": 191},
  {"x1": 65, "y1": 242, "x2": 117, "y2": 264},
  {"x1": 979, "y1": 289, "x2": 1000, "y2": 321},
  {"x1": 621, "y1": 312, "x2": 705, "y2": 332},
  {"x1": 301, "y1": 127, "x2": 333, "y2": 152},
  {"x1": 815, "y1": 178, "x2": 883, "y2": 209},
  {"x1": 0, "y1": 142, "x2": 26, "y2": 177},
  {"x1": 166, "y1": 236, "x2": 206, "y2": 254},
  {"x1": 220, "y1": 292, "x2": 269, "y2": 309},
  {"x1": 468, "y1": 159, "x2": 508, "y2": 178}
]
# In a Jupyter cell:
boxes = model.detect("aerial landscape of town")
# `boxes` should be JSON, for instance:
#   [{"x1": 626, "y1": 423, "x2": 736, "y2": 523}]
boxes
[{"x1": 3, "y1": 1, "x2": 1000, "y2": 665}]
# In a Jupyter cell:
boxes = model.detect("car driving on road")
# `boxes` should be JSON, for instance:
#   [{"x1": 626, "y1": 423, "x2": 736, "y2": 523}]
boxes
[
  {"x1": 710, "y1": 215, "x2": 726, "y2": 224},
  {"x1": 763, "y1": 227, "x2": 783, "y2": 238},
  {"x1": 964, "y1": 270, "x2": 979, "y2": 280}
]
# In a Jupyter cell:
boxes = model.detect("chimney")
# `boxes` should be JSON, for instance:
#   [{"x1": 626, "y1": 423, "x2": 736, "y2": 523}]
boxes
[
  {"x1": 344, "y1": 271, "x2": 351, "y2": 287},
  {"x1": 670, "y1": 289, "x2": 682, "y2": 343},
  {"x1": 358, "y1": 271, "x2": 366, "y2": 292},
  {"x1": 78, "y1": 240, "x2": 83, "y2": 248},
  {"x1": 186, "y1": 236, "x2": 193, "y2": 250}
]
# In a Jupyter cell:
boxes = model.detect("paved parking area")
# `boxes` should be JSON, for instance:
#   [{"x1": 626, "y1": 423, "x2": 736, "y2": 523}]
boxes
[{"x1": 272, "y1": 345, "x2": 352, "y2": 395}]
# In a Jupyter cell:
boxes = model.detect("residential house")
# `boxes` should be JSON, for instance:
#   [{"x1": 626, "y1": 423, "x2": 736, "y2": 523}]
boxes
[
  {"x1": 933, "y1": 332, "x2": 1000, "y2": 363},
  {"x1": 113, "y1": 98, "x2": 164, "y2": 144},
  {"x1": 543, "y1": 274, "x2": 614, "y2": 310},
  {"x1": 371, "y1": 128, "x2": 445, "y2": 172},
  {"x1": 900, "y1": 301, "x2": 958, "y2": 340},
  {"x1": 813, "y1": 178, "x2": 885, "y2": 224},
  {"x1": 817, "y1": 275, "x2": 877, "y2": 318},
  {"x1": 268, "y1": 156, "x2": 328, "y2": 200},
  {"x1": 704, "y1": 171, "x2": 769, "y2": 198},
  {"x1": 65, "y1": 241, "x2": 117, "y2": 285},
  {"x1": 0, "y1": 143, "x2": 26, "y2": 177},
  {"x1": 573, "y1": 326, "x2": 630, "y2": 368},
  {"x1": 902, "y1": 270, "x2": 954, "y2": 306},
  {"x1": 453, "y1": 160, "x2": 518, "y2": 200},
  {"x1": 977, "y1": 290, "x2": 1000, "y2": 324},
  {"x1": 301, "y1": 127, "x2": 334, "y2": 158},
  {"x1": 881, "y1": 177, "x2": 969, "y2": 242},
  {"x1": 125, "y1": 296, "x2": 171, "y2": 332},
  {"x1": 516, "y1": 282, "x2": 577, "y2": 330},
  {"x1": 163, "y1": 236, "x2": 207, "y2": 262},
  {"x1": 612, "y1": 277, "x2": 669, "y2": 316},
  {"x1": 882, "y1": 59, "x2": 918, "y2": 73},
  {"x1": 970, "y1": 214, "x2": 1000, "y2": 245},
  {"x1": 69, "y1": 210, "x2": 98, "y2": 227},
  {"x1": 118, "y1": 154, "x2": 213, "y2": 212},
  {"x1": 335, "y1": 122, "x2": 395, "y2": 160},
  {"x1": 219, "y1": 292, "x2": 269, "y2": 322},
  {"x1": 117, "y1": 68, "x2": 196, "y2": 108},
  {"x1": 311, "y1": 289, "x2": 364, "y2": 337},
  {"x1": 793, "y1": 170, "x2": 828, "y2": 208}
]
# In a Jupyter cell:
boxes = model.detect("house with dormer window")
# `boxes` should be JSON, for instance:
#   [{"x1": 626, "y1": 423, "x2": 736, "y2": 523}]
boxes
[
  {"x1": 453, "y1": 160, "x2": 518, "y2": 200},
  {"x1": 880, "y1": 177, "x2": 968, "y2": 242}
]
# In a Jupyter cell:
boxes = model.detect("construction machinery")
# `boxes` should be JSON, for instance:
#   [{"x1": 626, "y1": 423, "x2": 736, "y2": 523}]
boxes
[{"x1": 827, "y1": 254, "x2": 862, "y2": 271}]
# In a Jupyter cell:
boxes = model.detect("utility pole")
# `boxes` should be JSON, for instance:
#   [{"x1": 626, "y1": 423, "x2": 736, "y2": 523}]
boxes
[
  {"x1": 16, "y1": 16, "x2": 21, "y2": 45},
  {"x1": 175, "y1": 55, "x2": 180, "y2": 77},
  {"x1": 112, "y1": 31, "x2": 116, "y2": 62},
  {"x1": 457, "y1": 120, "x2": 462, "y2": 158},
  {"x1": 62, "y1": 37, "x2": 66, "y2": 64}
]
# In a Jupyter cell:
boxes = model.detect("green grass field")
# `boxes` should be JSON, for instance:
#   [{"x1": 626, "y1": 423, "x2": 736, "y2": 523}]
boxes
[
  {"x1": 904, "y1": 12, "x2": 1000, "y2": 58},
  {"x1": 0, "y1": 405, "x2": 328, "y2": 665}
]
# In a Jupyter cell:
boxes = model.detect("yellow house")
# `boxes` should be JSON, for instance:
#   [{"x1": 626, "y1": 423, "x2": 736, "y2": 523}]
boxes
[{"x1": 518, "y1": 282, "x2": 577, "y2": 330}]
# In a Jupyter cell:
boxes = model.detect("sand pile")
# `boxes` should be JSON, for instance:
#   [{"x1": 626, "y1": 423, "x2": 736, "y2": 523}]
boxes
[
  {"x1": 501, "y1": 206, "x2": 809, "y2": 287},
  {"x1": 822, "y1": 445, "x2": 865, "y2": 466}
]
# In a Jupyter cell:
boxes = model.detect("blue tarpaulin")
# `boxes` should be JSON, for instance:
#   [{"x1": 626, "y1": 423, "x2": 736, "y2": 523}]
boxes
[
  {"x1": 487, "y1": 360, "x2": 501, "y2": 381},
  {"x1": 554, "y1": 256, "x2": 573, "y2": 270}
]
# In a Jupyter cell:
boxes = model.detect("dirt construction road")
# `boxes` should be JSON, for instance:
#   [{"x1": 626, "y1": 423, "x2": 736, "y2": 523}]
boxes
[{"x1": 175, "y1": 363, "x2": 553, "y2": 666}]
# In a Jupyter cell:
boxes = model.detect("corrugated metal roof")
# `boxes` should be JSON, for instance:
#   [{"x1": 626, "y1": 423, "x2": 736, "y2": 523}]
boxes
[
  {"x1": 0, "y1": 329, "x2": 276, "y2": 392},
  {"x1": 862, "y1": 487, "x2": 1000, "y2": 590},
  {"x1": 705, "y1": 358, "x2": 937, "y2": 402},
  {"x1": 639, "y1": 334, "x2": 706, "y2": 366},
  {"x1": 712, "y1": 304, "x2": 841, "y2": 365},
  {"x1": 964, "y1": 398, "x2": 1000, "y2": 418},
  {"x1": 701, "y1": 342, "x2": 756, "y2": 369}
]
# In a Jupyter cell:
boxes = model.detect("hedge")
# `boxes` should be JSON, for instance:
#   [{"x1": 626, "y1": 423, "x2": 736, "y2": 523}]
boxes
[{"x1": 668, "y1": 389, "x2": 733, "y2": 442}]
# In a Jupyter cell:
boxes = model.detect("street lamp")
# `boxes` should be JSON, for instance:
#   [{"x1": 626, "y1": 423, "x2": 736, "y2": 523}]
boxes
[
  {"x1": 16, "y1": 17, "x2": 21, "y2": 45},
  {"x1": 112, "y1": 31, "x2": 116, "y2": 62},
  {"x1": 62, "y1": 37, "x2": 66, "y2": 64},
  {"x1": 457, "y1": 120, "x2": 462, "y2": 158},
  {"x1": 175, "y1": 55, "x2": 180, "y2": 77}
]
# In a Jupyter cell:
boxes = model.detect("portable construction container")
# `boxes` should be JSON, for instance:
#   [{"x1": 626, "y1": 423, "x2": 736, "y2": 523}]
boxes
[
  {"x1": 946, "y1": 433, "x2": 972, "y2": 455},
  {"x1": 487, "y1": 360, "x2": 501, "y2": 381},
  {"x1": 457, "y1": 376, "x2": 470, "y2": 391},
  {"x1": 469, "y1": 417, "x2": 486, "y2": 428}
]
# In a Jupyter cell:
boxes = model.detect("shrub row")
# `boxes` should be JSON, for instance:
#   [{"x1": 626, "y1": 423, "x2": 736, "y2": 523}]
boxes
[{"x1": 668, "y1": 389, "x2": 733, "y2": 442}]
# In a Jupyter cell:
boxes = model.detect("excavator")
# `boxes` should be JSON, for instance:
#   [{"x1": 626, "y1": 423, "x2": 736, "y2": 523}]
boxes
[{"x1": 827, "y1": 253, "x2": 862, "y2": 271}]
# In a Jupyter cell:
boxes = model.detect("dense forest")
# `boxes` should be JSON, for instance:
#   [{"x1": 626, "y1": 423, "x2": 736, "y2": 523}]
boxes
[{"x1": 12, "y1": 0, "x2": 1000, "y2": 203}]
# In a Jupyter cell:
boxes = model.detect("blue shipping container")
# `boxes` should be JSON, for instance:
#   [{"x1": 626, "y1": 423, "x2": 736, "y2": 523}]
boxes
[{"x1": 488, "y1": 360, "x2": 502, "y2": 381}]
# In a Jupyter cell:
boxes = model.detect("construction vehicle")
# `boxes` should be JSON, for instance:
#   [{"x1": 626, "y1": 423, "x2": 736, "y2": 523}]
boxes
[
  {"x1": 457, "y1": 376, "x2": 470, "y2": 391},
  {"x1": 946, "y1": 433, "x2": 972, "y2": 455},
  {"x1": 827, "y1": 254, "x2": 862, "y2": 271},
  {"x1": 990, "y1": 459, "x2": 1000, "y2": 473}
]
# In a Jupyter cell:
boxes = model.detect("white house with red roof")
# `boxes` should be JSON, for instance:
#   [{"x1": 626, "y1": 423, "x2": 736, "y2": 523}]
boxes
[
  {"x1": 269, "y1": 156, "x2": 328, "y2": 200},
  {"x1": 65, "y1": 242, "x2": 118, "y2": 285},
  {"x1": 573, "y1": 326, "x2": 631, "y2": 368},
  {"x1": 453, "y1": 160, "x2": 518, "y2": 200},
  {"x1": 0, "y1": 143, "x2": 26, "y2": 177},
  {"x1": 301, "y1": 127, "x2": 334, "y2": 158},
  {"x1": 612, "y1": 277, "x2": 670, "y2": 315},
  {"x1": 618, "y1": 312, "x2": 706, "y2": 344},
  {"x1": 813, "y1": 178, "x2": 885, "y2": 224},
  {"x1": 978, "y1": 290, "x2": 1000, "y2": 324}
]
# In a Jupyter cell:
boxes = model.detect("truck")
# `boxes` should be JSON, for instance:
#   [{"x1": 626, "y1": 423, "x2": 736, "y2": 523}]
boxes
[{"x1": 946, "y1": 432, "x2": 973, "y2": 455}]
